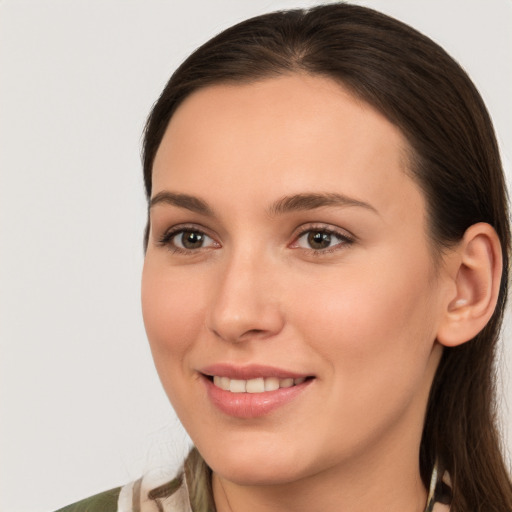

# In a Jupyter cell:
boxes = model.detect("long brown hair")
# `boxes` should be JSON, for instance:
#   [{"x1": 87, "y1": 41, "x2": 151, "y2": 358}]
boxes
[{"x1": 142, "y1": 4, "x2": 512, "y2": 510}]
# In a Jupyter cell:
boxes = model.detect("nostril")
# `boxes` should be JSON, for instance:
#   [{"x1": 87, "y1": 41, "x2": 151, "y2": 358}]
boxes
[{"x1": 244, "y1": 329, "x2": 266, "y2": 337}]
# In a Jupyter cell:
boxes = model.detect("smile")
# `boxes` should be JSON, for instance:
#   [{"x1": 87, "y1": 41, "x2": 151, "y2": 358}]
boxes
[
  {"x1": 212, "y1": 376, "x2": 307, "y2": 393},
  {"x1": 199, "y1": 365, "x2": 314, "y2": 418}
]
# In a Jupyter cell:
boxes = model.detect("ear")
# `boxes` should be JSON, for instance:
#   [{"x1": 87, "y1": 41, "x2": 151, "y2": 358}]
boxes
[{"x1": 436, "y1": 223, "x2": 503, "y2": 347}]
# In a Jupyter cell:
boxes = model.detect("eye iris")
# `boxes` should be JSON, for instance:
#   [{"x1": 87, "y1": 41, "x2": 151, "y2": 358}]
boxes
[
  {"x1": 181, "y1": 231, "x2": 204, "y2": 249},
  {"x1": 308, "y1": 231, "x2": 331, "y2": 249}
]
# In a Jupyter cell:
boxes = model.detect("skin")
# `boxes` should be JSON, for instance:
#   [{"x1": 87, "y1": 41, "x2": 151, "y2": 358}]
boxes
[{"x1": 142, "y1": 74, "x2": 457, "y2": 512}]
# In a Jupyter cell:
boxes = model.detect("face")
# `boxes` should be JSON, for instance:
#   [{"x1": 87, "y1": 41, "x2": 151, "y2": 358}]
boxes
[{"x1": 142, "y1": 75, "x2": 448, "y2": 486}]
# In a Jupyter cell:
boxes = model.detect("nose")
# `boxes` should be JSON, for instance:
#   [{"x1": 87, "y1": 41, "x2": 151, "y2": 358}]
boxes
[{"x1": 206, "y1": 248, "x2": 285, "y2": 343}]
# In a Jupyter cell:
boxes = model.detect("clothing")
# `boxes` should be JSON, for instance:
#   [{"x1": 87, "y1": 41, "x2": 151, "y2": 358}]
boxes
[
  {"x1": 53, "y1": 469, "x2": 450, "y2": 512},
  {"x1": 54, "y1": 470, "x2": 192, "y2": 512}
]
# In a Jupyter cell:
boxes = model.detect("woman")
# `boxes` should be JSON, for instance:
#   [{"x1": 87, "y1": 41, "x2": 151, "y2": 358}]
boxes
[{"x1": 56, "y1": 3, "x2": 512, "y2": 511}]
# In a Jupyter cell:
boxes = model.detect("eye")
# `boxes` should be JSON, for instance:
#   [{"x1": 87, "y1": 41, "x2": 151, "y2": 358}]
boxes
[
  {"x1": 159, "y1": 227, "x2": 219, "y2": 253},
  {"x1": 174, "y1": 230, "x2": 214, "y2": 249},
  {"x1": 293, "y1": 227, "x2": 353, "y2": 252}
]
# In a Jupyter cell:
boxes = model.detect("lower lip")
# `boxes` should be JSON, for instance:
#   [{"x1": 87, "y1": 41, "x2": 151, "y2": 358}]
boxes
[{"x1": 202, "y1": 375, "x2": 313, "y2": 419}]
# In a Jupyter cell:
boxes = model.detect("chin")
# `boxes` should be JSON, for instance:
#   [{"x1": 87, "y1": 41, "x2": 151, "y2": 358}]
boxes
[
  {"x1": 198, "y1": 437, "x2": 316, "y2": 486},
  {"x1": 212, "y1": 459, "x2": 305, "y2": 487}
]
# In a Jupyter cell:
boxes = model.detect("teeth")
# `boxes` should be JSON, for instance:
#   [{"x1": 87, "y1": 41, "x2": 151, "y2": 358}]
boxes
[
  {"x1": 229, "y1": 379, "x2": 246, "y2": 393},
  {"x1": 220, "y1": 376, "x2": 230, "y2": 391},
  {"x1": 212, "y1": 376, "x2": 308, "y2": 393},
  {"x1": 246, "y1": 378, "x2": 265, "y2": 393},
  {"x1": 264, "y1": 377, "x2": 280, "y2": 391},
  {"x1": 280, "y1": 378, "x2": 294, "y2": 388},
  {"x1": 214, "y1": 376, "x2": 231, "y2": 391}
]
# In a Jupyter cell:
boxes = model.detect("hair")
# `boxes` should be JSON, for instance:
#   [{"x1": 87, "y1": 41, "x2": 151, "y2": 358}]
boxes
[{"x1": 142, "y1": 3, "x2": 512, "y2": 511}]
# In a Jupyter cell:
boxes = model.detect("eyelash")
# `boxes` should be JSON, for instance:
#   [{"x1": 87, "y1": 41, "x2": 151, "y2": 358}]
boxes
[{"x1": 157, "y1": 224, "x2": 355, "y2": 256}]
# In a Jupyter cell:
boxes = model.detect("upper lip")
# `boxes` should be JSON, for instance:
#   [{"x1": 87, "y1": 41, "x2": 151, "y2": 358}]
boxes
[{"x1": 199, "y1": 363, "x2": 312, "y2": 380}]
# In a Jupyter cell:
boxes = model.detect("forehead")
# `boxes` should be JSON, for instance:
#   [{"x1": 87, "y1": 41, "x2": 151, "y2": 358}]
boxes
[
  {"x1": 159, "y1": 74, "x2": 408, "y2": 161},
  {"x1": 152, "y1": 74, "x2": 424, "y2": 224}
]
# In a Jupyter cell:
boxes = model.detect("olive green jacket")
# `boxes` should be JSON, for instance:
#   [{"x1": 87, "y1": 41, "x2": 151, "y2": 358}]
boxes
[
  {"x1": 53, "y1": 472, "x2": 192, "y2": 512},
  {"x1": 54, "y1": 487, "x2": 120, "y2": 512}
]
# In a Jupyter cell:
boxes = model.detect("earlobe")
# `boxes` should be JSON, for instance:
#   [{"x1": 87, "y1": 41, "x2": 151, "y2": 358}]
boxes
[{"x1": 437, "y1": 223, "x2": 502, "y2": 347}]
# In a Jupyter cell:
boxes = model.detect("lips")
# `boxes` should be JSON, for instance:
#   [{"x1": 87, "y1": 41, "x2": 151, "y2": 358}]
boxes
[
  {"x1": 199, "y1": 364, "x2": 314, "y2": 418},
  {"x1": 200, "y1": 363, "x2": 311, "y2": 380}
]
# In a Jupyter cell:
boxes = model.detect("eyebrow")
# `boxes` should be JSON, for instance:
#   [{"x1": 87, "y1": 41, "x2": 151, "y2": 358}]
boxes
[
  {"x1": 149, "y1": 191, "x2": 378, "y2": 217},
  {"x1": 268, "y1": 193, "x2": 379, "y2": 216},
  {"x1": 150, "y1": 191, "x2": 214, "y2": 216}
]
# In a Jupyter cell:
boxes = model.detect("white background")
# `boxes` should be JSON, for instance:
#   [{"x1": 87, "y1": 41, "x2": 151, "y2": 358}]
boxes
[{"x1": 1, "y1": 1, "x2": 511, "y2": 511}]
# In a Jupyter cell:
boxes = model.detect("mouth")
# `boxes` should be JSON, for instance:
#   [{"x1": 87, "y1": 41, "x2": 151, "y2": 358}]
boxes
[
  {"x1": 198, "y1": 364, "x2": 315, "y2": 418},
  {"x1": 207, "y1": 375, "x2": 310, "y2": 393}
]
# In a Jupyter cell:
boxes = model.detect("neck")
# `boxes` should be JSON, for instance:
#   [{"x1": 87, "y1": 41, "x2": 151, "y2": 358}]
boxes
[{"x1": 212, "y1": 442, "x2": 428, "y2": 512}]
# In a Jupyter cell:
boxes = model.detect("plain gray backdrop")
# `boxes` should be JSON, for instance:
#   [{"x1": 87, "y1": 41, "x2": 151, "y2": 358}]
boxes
[{"x1": 1, "y1": 1, "x2": 511, "y2": 511}]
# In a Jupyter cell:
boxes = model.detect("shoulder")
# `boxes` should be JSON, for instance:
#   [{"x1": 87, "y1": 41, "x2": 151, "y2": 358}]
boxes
[
  {"x1": 52, "y1": 471, "x2": 192, "y2": 512},
  {"x1": 53, "y1": 486, "x2": 121, "y2": 512}
]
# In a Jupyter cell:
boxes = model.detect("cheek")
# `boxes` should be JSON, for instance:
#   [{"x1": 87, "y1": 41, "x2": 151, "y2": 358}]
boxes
[
  {"x1": 294, "y1": 254, "x2": 439, "y2": 396},
  {"x1": 141, "y1": 260, "x2": 206, "y2": 371},
  {"x1": 284, "y1": 259, "x2": 440, "y2": 459}
]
